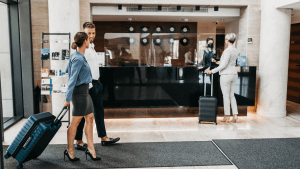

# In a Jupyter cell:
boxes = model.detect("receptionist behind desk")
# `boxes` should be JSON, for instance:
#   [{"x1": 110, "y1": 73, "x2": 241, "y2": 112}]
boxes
[
  {"x1": 185, "y1": 48, "x2": 194, "y2": 65},
  {"x1": 200, "y1": 38, "x2": 218, "y2": 69},
  {"x1": 199, "y1": 38, "x2": 221, "y2": 103}
]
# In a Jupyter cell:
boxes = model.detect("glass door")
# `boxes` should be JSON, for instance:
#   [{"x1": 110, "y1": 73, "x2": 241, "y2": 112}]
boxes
[{"x1": 0, "y1": 2, "x2": 14, "y2": 124}]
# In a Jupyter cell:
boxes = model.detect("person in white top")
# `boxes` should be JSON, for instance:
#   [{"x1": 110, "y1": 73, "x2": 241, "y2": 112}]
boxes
[
  {"x1": 206, "y1": 33, "x2": 239, "y2": 123},
  {"x1": 74, "y1": 22, "x2": 120, "y2": 151},
  {"x1": 185, "y1": 48, "x2": 194, "y2": 64}
]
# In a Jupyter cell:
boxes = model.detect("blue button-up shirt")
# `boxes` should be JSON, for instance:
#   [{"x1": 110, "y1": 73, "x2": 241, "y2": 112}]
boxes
[{"x1": 65, "y1": 51, "x2": 92, "y2": 102}]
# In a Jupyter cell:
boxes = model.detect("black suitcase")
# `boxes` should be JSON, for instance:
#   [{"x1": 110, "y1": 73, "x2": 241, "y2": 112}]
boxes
[
  {"x1": 199, "y1": 73, "x2": 218, "y2": 125},
  {"x1": 4, "y1": 107, "x2": 69, "y2": 169}
]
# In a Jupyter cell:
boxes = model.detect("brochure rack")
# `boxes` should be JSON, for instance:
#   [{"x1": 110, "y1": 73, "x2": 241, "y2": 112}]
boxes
[{"x1": 41, "y1": 32, "x2": 71, "y2": 127}]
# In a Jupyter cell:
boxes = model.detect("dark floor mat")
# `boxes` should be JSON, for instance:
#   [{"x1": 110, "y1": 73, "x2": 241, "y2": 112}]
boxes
[
  {"x1": 213, "y1": 138, "x2": 300, "y2": 169},
  {"x1": 4, "y1": 141, "x2": 232, "y2": 168}
]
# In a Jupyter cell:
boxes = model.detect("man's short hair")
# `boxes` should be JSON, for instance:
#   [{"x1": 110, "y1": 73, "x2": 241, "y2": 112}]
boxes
[{"x1": 83, "y1": 22, "x2": 95, "y2": 29}]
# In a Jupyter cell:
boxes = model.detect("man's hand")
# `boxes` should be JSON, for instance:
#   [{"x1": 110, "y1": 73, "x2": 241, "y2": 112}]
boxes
[{"x1": 63, "y1": 102, "x2": 70, "y2": 108}]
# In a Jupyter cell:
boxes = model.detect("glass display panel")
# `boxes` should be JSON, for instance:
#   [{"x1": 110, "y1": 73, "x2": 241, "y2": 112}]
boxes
[
  {"x1": 152, "y1": 33, "x2": 197, "y2": 67},
  {"x1": 104, "y1": 33, "x2": 152, "y2": 67}
]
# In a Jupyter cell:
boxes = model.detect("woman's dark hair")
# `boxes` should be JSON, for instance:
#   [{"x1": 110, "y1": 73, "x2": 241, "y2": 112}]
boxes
[
  {"x1": 71, "y1": 32, "x2": 88, "y2": 50},
  {"x1": 206, "y1": 38, "x2": 214, "y2": 44}
]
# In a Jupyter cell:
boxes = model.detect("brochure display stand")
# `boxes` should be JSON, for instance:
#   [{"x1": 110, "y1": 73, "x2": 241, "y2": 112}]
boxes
[{"x1": 41, "y1": 33, "x2": 71, "y2": 127}]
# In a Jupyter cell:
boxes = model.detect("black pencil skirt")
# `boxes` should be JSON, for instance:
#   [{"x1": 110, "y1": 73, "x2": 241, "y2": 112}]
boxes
[{"x1": 71, "y1": 83, "x2": 93, "y2": 116}]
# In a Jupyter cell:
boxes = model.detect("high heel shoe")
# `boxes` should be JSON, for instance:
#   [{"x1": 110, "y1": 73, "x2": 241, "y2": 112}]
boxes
[
  {"x1": 64, "y1": 150, "x2": 80, "y2": 162},
  {"x1": 221, "y1": 116, "x2": 230, "y2": 122},
  {"x1": 232, "y1": 115, "x2": 238, "y2": 123},
  {"x1": 85, "y1": 149, "x2": 101, "y2": 161}
]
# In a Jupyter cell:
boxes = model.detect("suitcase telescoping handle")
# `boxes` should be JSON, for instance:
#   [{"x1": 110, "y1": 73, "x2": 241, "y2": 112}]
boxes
[
  {"x1": 53, "y1": 107, "x2": 70, "y2": 125},
  {"x1": 204, "y1": 73, "x2": 213, "y2": 96}
]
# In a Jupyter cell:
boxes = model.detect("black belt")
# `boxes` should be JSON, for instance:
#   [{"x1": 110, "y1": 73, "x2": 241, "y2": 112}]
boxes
[{"x1": 92, "y1": 79, "x2": 100, "y2": 83}]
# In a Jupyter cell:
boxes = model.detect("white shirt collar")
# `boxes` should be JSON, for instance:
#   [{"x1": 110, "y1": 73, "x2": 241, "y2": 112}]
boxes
[{"x1": 89, "y1": 43, "x2": 95, "y2": 49}]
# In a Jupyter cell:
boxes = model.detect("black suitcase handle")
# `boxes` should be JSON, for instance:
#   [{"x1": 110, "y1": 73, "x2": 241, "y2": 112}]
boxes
[
  {"x1": 204, "y1": 73, "x2": 213, "y2": 96},
  {"x1": 53, "y1": 107, "x2": 70, "y2": 126}
]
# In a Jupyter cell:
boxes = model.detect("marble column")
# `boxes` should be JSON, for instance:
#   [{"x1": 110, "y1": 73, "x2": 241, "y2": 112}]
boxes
[
  {"x1": 257, "y1": 0, "x2": 292, "y2": 117},
  {"x1": 48, "y1": 0, "x2": 80, "y2": 119}
]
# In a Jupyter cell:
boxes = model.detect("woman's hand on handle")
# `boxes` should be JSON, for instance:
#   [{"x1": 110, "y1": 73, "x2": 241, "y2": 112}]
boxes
[
  {"x1": 63, "y1": 102, "x2": 70, "y2": 108},
  {"x1": 205, "y1": 70, "x2": 213, "y2": 74}
]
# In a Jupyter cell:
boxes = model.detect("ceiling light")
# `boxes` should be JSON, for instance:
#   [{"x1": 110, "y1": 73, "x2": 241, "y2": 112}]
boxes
[
  {"x1": 214, "y1": 6, "x2": 219, "y2": 11},
  {"x1": 158, "y1": 5, "x2": 162, "y2": 11},
  {"x1": 177, "y1": 6, "x2": 181, "y2": 11},
  {"x1": 118, "y1": 5, "x2": 122, "y2": 10},
  {"x1": 138, "y1": 5, "x2": 142, "y2": 10},
  {"x1": 196, "y1": 6, "x2": 200, "y2": 11}
]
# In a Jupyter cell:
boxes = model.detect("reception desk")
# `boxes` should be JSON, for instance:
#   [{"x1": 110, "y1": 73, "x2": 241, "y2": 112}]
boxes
[{"x1": 99, "y1": 66, "x2": 256, "y2": 109}]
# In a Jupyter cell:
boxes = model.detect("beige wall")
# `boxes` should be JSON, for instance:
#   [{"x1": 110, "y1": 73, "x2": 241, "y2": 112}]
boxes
[
  {"x1": 80, "y1": 0, "x2": 91, "y2": 31},
  {"x1": 225, "y1": 20, "x2": 240, "y2": 49},
  {"x1": 31, "y1": 0, "x2": 52, "y2": 113},
  {"x1": 292, "y1": 9, "x2": 300, "y2": 24},
  {"x1": 246, "y1": 5, "x2": 261, "y2": 113}
]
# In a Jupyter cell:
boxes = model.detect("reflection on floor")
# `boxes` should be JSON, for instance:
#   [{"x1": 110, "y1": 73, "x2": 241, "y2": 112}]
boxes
[{"x1": 3, "y1": 100, "x2": 300, "y2": 169}]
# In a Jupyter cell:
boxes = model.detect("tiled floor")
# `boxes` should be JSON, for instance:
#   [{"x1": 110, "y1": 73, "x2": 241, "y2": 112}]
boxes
[{"x1": 4, "y1": 100, "x2": 300, "y2": 169}]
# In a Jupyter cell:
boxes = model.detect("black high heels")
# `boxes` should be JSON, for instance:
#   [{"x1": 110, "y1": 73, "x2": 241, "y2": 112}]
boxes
[
  {"x1": 64, "y1": 150, "x2": 80, "y2": 162},
  {"x1": 85, "y1": 149, "x2": 101, "y2": 161}
]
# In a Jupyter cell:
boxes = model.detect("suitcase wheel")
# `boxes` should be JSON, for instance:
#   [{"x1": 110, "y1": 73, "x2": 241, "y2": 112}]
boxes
[
  {"x1": 4, "y1": 153, "x2": 10, "y2": 159},
  {"x1": 17, "y1": 164, "x2": 23, "y2": 169},
  {"x1": 214, "y1": 122, "x2": 217, "y2": 125}
]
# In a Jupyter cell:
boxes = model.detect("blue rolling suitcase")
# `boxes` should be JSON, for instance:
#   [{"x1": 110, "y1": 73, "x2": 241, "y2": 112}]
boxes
[
  {"x1": 199, "y1": 73, "x2": 218, "y2": 125},
  {"x1": 4, "y1": 107, "x2": 69, "y2": 169}
]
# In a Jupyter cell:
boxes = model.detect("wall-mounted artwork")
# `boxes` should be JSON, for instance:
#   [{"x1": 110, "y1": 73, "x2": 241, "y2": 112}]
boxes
[
  {"x1": 140, "y1": 38, "x2": 150, "y2": 46},
  {"x1": 180, "y1": 26, "x2": 190, "y2": 35},
  {"x1": 127, "y1": 26, "x2": 136, "y2": 33},
  {"x1": 180, "y1": 37, "x2": 190, "y2": 46},
  {"x1": 140, "y1": 26, "x2": 150, "y2": 33},
  {"x1": 167, "y1": 26, "x2": 177, "y2": 33},
  {"x1": 153, "y1": 38, "x2": 164, "y2": 46},
  {"x1": 126, "y1": 37, "x2": 137, "y2": 45},
  {"x1": 154, "y1": 26, "x2": 163, "y2": 33},
  {"x1": 168, "y1": 37, "x2": 175, "y2": 44}
]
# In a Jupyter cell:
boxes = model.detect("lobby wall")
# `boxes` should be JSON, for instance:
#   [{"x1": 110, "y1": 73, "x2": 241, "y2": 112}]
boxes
[
  {"x1": 80, "y1": 0, "x2": 92, "y2": 31},
  {"x1": 287, "y1": 23, "x2": 300, "y2": 103},
  {"x1": 31, "y1": 0, "x2": 52, "y2": 113}
]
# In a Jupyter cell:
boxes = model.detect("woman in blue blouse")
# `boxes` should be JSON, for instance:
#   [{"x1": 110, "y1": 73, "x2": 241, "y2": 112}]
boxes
[{"x1": 63, "y1": 32, "x2": 100, "y2": 161}]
